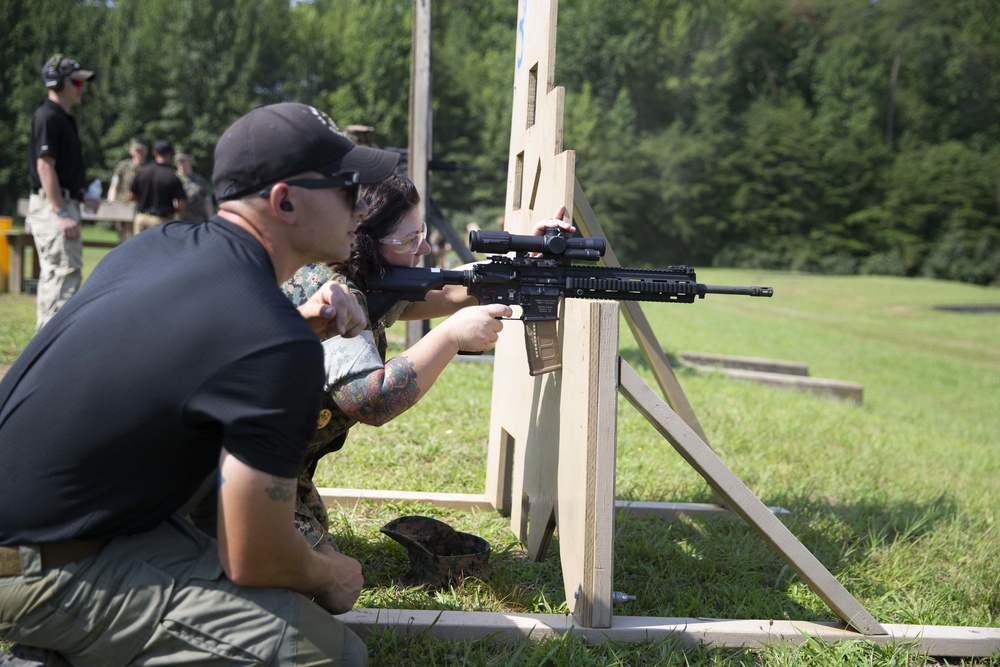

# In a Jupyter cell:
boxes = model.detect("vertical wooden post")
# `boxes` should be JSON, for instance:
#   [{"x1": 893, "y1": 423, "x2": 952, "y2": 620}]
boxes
[{"x1": 407, "y1": 0, "x2": 432, "y2": 346}]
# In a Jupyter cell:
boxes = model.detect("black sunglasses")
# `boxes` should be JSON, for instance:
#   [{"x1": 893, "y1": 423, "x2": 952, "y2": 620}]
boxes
[{"x1": 259, "y1": 172, "x2": 361, "y2": 209}]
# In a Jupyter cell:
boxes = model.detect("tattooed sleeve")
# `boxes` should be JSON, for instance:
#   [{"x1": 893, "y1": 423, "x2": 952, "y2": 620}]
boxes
[{"x1": 333, "y1": 355, "x2": 420, "y2": 426}]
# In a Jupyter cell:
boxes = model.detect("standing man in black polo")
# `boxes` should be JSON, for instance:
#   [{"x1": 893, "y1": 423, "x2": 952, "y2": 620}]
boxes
[
  {"x1": 26, "y1": 54, "x2": 100, "y2": 330},
  {"x1": 130, "y1": 139, "x2": 187, "y2": 234}
]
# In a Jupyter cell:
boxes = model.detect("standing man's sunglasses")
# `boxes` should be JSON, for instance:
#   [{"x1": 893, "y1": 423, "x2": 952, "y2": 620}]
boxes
[{"x1": 259, "y1": 172, "x2": 361, "y2": 209}]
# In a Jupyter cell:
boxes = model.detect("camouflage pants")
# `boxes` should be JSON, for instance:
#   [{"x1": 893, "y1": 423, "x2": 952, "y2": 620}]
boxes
[
  {"x1": 296, "y1": 476, "x2": 337, "y2": 550},
  {"x1": 25, "y1": 193, "x2": 83, "y2": 330}
]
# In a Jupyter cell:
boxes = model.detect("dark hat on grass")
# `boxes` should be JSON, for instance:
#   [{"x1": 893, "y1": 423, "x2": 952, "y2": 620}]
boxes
[
  {"x1": 212, "y1": 103, "x2": 400, "y2": 202},
  {"x1": 380, "y1": 515, "x2": 492, "y2": 588}
]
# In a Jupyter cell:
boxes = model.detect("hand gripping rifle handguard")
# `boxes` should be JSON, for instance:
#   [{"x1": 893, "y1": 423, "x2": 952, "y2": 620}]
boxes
[{"x1": 363, "y1": 227, "x2": 773, "y2": 376}]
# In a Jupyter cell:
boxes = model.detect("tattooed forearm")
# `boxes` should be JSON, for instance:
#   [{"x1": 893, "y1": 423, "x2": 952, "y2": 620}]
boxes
[
  {"x1": 333, "y1": 356, "x2": 420, "y2": 426},
  {"x1": 265, "y1": 476, "x2": 296, "y2": 502}
]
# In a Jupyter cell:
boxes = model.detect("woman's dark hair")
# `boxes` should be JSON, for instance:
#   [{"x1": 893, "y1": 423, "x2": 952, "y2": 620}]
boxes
[{"x1": 335, "y1": 172, "x2": 420, "y2": 284}]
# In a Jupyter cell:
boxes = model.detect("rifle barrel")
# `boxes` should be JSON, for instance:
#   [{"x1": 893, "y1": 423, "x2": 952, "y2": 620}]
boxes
[{"x1": 702, "y1": 284, "x2": 774, "y2": 297}]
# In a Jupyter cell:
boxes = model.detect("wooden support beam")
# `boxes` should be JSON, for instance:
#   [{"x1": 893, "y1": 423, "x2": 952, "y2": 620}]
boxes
[
  {"x1": 618, "y1": 359, "x2": 884, "y2": 636},
  {"x1": 318, "y1": 488, "x2": 495, "y2": 512},
  {"x1": 615, "y1": 499, "x2": 789, "y2": 520},
  {"x1": 318, "y1": 490, "x2": 790, "y2": 521},
  {"x1": 340, "y1": 609, "x2": 1000, "y2": 657},
  {"x1": 406, "y1": 0, "x2": 433, "y2": 350}
]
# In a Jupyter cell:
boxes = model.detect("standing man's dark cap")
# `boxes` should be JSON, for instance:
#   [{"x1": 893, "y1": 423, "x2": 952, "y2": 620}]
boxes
[
  {"x1": 212, "y1": 103, "x2": 400, "y2": 202},
  {"x1": 153, "y1": 140, "x2": 174, "y2": 155}
]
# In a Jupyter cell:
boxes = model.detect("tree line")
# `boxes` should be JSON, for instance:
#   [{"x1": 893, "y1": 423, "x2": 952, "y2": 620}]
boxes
[{"x1": 2, "y1": 0, "x2": 997, "y2": 285}]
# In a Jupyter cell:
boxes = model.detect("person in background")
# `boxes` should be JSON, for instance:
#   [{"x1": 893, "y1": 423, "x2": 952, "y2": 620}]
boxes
[
  {"x1": 129, "y1": 139, "x2": 186, "y2": 233},
  {"x1": 25, "y1": 53, "x2": 100, "y2": 331},
  {"x1": 175, "y1": 147, "x2": 215, "y2": 222},
  {"x1": 0, "y1": 102, "x2": 400, "y2": 666},
  {"x1": 280, "y1": 173, "x2": 569, "y2": 551},
  {"x1": 106, "y1": 137, "x2": 149, "y2": 203}
]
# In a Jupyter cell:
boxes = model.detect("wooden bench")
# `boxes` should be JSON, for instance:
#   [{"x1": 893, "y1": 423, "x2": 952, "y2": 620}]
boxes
[
  {"x1": 4, "y1": 199, "x2": 136, "y2": 294},
  {"x1": 678, "y1": 351, "x2": 863, "y2": 405}
]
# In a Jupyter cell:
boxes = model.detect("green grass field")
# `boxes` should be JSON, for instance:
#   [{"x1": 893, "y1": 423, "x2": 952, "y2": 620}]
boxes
[{"x1": 1, "y1": 238, "x2": 998, "y2": 665}]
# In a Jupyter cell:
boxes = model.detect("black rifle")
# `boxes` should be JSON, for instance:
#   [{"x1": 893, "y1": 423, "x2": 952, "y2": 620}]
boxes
[{"x1": 364, "y1": 228, "x2": 773, "y2": 375}]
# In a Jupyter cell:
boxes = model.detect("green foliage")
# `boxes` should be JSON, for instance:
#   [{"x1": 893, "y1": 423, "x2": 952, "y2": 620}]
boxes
[{"x1": 1, "y1": 0, "x2": 998, "y2": 286}]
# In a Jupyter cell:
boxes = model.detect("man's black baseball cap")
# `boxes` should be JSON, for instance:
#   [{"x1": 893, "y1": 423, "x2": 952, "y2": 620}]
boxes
[
  {"x1": 212, "y1": 103, "x2": 400, "y2": 202},
  {"x1": 152, "y1": 139, "x2": 174, "y2": 155}
]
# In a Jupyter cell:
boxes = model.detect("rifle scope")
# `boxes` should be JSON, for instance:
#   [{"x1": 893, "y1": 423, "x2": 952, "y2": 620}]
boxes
[{"x1": 469, "y1": 229, "x2": 605, "y2": 261}]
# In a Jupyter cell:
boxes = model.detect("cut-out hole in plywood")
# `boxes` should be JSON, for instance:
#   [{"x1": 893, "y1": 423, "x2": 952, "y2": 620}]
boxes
[
  {"x1": 513, "y1": 152, "x2": 524, "y2": 211},
  {"x1": 528, "y1": 158, "x2": 542, "y2": 211},
  {"x1": 497, "y1": 429, "x2": 515, "y2": 516},
  {"x1": 527, "y1": 64, "x2": 538, "y2": 129}
]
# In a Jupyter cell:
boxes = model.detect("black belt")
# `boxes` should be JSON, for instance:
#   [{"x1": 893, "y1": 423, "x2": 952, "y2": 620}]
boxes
[{"x1": 0, "y1": 539, "x2": 107, "y2": 576}]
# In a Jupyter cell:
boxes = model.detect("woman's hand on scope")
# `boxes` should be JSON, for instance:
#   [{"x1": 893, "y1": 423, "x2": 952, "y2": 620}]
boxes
[{"x1": 530, "y1": 205, "x2": 575, "y2": 237}]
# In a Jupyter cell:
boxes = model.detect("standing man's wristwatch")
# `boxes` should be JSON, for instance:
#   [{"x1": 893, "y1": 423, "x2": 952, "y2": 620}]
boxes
[{"x1": 56, "y1": 208, "x2": 70, "y2": 218}]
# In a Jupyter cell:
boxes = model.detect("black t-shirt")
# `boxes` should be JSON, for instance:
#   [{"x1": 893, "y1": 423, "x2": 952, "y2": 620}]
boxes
[
  {"x1": 130, "y1": 162, "x2": 188, "y2": 216},
  {"x1": 0, "y1": 218, "x2": 323, "y2": 545},
  {"x1": 28, "y1": 98, "x2": 86, "y2": 197}
]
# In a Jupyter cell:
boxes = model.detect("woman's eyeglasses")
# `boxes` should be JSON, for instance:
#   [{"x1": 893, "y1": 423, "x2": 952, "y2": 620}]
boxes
[
  {"x1": 259, "y1": 171, "x2": 361, "y2": 209},
  {"x1": 380, "y1": 220, "x2": 428, "y2": 254}
]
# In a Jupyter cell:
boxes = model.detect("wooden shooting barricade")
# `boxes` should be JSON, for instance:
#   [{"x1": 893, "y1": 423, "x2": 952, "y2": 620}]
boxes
[{"x1": 322, "y1": 0, "x2": 999, "y2": 656}]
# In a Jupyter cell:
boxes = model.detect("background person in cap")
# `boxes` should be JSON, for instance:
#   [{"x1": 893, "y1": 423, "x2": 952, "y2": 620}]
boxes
[
  {"x1": 106, "y1": 136, "x2": 150, "y2": 203},
  {"x1": 129, "y1": 139, "x2": 187, "y2": 233},
  {"x1": 174, "y1": 146, "x2": 215, "y2": 222},
  {"x1": 25, "y1": 54, "x2": 99, "y2": 330},
  {"x1": 0, "y1": 102, "x2": 398, "y2": 666}
]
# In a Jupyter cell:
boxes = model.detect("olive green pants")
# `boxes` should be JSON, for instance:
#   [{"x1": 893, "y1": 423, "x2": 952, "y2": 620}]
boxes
[{"x1": 0, "y1": 517, "x2": 367, "y2": 666}]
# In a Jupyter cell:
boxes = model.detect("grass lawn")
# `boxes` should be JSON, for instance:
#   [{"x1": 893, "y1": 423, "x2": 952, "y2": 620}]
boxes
[{"x1": 1, "y1": 239, "x2": 998, "y2": 665}]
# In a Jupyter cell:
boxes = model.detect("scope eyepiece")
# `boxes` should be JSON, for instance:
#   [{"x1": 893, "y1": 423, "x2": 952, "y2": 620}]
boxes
[{"x1": 469, "y1": 230, "x2": 605, "y2": 260}]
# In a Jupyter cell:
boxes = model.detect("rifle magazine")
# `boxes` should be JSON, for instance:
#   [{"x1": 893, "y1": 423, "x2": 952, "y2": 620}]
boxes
[{"x1": 524, "y1": 320, "x2": 561, "y2": 376}]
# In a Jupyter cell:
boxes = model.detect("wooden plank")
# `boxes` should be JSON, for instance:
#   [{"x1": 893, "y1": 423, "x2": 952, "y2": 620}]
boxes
[
  {"x1": 679, "y1": 352, "x2": 809, "y2": 376},
  {"x1": 340, "y1": 609, "x2": 1000, "y2": 657},
  {"x1": 406, "y1": 0, "x2": 432, "y2": 350},
  {"x1": 2, "y1": 231, "x2": 29, "y2": 294},
  {"x1": 617, "y1": 359, "x2": 885, "y2": 636},
  {"x1": 317, "y1": 490, "x2": 788, "y2": 521},
  {"x1": 557, "y1": 302, "x2": 618, "y2": 628},
  {"x1": 615, "y1": 499, "x2": 790, "y2": 520},
  {"x1": 317, "y1": 488, "x2": 494, "y2": 512},
  {"x1": 686, "y1": 365, "x2": 864, "y2": 405}
]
